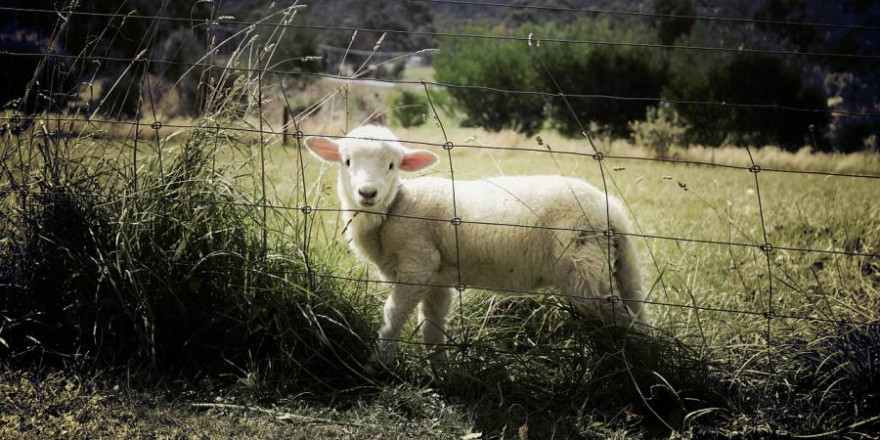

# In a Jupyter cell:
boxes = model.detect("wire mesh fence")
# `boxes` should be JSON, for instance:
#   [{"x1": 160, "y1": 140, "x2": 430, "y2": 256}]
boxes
[{"x1": 2, "y1": 1, "x2": 879, "y2": 374}]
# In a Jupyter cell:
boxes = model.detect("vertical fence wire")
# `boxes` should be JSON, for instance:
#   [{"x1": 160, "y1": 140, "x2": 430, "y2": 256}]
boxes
[
  {"x1": 144, "y1": 74, "x2": 163, "y2": 177},
  {"x1": 276, "y1": 73, "x2": 316, "y2": 292},
  {"x1": 2, "y1": 3, "x2": 880, "y2": 377},
  {"x1": 257, "y1": 42, "x2": 269, "y2": 256},
  {"x1": 532, "y1": 46, "x2": 623, "y2": 328},
  {"x1": 132, "y1": 66, "x2": 142, "y2": 195},
  {"x1": 744, "y1": 146, "x2": 776, "y2": 369},
  {"x1": 422, "y1": 81, "x2": 469, "y2": 361}
]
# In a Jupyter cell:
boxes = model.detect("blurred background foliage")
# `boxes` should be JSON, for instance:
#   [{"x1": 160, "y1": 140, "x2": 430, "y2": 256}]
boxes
[{"x1": 1, "y1": 0, "x2": 877, "y2": 149}]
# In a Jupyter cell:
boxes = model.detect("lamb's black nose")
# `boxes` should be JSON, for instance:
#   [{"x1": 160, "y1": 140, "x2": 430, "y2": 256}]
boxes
[{"x1": 359, "y1": 188, "x2": 378, "y2": 199}]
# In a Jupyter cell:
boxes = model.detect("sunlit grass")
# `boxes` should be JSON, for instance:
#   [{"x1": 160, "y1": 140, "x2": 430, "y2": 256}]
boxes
[{"x1": 3, "y1": 55, "x2": 879, "y2": 440}]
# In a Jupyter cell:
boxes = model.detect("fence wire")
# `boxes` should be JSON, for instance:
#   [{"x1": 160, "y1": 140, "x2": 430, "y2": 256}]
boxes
[
  {"x1": 3, "y1": 5, "x2": 880, "y2": 60},
  {"x1": 4, "y1": 115, "x2": 880, "y2": 180},
  {"x1": 2, "y1": 2, "x2": 879, "y2": 378},
  {"x1": 5, "y1": 50, "x2": 880, "y2": 120},
  {"x1": 413, "y1": 0, "x2": 880, "y2": 33}
]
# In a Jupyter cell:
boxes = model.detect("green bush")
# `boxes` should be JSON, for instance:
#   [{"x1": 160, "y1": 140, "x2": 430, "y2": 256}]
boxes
[
  {"x1": 629, "y1": 103, "x2": 690, "y2": 158},
  {"x1": 434, "y1": 19, "x2": 666, "y2": 138},
  {"x1": 668, "y1": 52, "x2": 829, "y2": 150},
  {"x1": 434, "y1": 23, "x2": 546, "y2": 136},
  {"x1": 426, "y1": 89, "x2": 458, "y2": 119},
  {"x1": 539, "y1": 19, "x2": 668, "y2": 138},
  {"x1": 388, "y1": 89, "x2": 428, "y2": 128},
  {"x1": 434, "y1": 18, "x2": 837, "y2": 151}
]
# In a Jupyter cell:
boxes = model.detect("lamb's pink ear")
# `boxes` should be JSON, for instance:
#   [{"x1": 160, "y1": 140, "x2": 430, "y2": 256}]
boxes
[
  {"x1": 304, "y1": 137, "x2": 341, "y2": 163},
  {"x1": 400, "y1": 149, "x2": 439, "y2": 172}
]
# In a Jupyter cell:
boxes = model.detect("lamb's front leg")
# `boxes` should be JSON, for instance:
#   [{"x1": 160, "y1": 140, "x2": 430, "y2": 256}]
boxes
[
  {"x1": 374, "y1": 284, "x2": 426, "y2": 366},
  {"x1": 371, "y1": 242, "x2": 441, "y2": 371}
]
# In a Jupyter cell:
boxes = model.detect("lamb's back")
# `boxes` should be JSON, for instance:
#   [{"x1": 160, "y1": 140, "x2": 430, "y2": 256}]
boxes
[{"x1": 382, "y1": 176, "x2": 615, "y2": 288}]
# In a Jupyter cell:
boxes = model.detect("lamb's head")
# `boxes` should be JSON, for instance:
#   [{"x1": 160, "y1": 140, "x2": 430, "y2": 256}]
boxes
[{"x1": 305, "y1": 125, "x2": 439, "y2": 210}]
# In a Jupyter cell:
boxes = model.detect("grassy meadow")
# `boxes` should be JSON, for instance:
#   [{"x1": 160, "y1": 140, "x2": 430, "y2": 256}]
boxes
[{"x1": 3, "y1": 64, "x2": 880, "y2": 439}]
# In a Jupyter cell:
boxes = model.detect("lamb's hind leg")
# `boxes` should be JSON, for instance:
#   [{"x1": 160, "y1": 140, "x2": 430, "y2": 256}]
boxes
[{"x1": 419, "y1": 287, "x2": 452, "y2": 366}]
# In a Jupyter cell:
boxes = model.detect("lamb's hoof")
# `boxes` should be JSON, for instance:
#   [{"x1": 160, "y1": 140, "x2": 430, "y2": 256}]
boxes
[
  {"x1": 364, "y1": 350, "x2": 395, "y2": 377},
  {"x1": 364, "y1": 358, "x2": 396, "y2": 378},
  {"x1": 426, "y1": 348, "x2": 449, "y2": 378}
]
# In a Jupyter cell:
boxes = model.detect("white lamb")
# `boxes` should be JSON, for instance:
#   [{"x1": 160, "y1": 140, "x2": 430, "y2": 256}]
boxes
[{"x1": 305, "y1": 125, "x2": 649, "y2": 368}]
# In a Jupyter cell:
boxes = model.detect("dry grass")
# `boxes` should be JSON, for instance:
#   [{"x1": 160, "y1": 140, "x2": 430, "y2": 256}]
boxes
[
  {"x1": 4, "y1": 57, "x2": 880, "y2": 439},
  {"x1": 251, "y1": 80, "x2": 880, "y2": 437},
  {"x1": 0, "y1": 370, "x2": 473, "y2": 440}
]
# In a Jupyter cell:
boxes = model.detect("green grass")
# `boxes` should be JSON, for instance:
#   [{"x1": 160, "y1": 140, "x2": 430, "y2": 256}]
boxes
[
  {"x1": 160, "y1": 104, "x2": 880, "y2": 438},
  {"x1": 247, "y1": 113, "x2": 879, "y2": 437},
  {"x1": 2, "y1": 22, "x2": 880, "y2": 437},
  {"x1": 4, "y1": 94, "x2": 879, "y2": 437},
  {"x1": 401, "y1": 65, "x2": 436, "y2": 82}
]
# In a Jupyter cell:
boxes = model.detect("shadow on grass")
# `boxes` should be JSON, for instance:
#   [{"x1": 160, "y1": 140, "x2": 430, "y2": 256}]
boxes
[{"x1": 430, "y1": 326, "x2": 728, "y2": 439}]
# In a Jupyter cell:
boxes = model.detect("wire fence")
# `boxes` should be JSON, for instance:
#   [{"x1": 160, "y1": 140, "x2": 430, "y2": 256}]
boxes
[
  {"x1": 2, "y1": 1, "x2": 879, "y2": 370},
  {"x1": 6, "y1": 4, "x2": 880, "y2": 60}
]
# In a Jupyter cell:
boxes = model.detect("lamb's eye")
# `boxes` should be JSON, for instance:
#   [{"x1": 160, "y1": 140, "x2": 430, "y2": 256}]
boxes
[
  {"x1": 345, "y1": 159, "x2": 350, "y2": 167},
  {"x1": 389, "y1": 162, "x2": 394, "y2": 170}
]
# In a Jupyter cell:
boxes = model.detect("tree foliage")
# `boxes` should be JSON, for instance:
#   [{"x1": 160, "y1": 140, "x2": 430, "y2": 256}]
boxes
[
  {"x1": 434, "y1": 24, "x2": 546, "y2": 135},
  {"x1": 388, "y1": 89, "x2": 428, "y2": 128},
  {"x1": 435, "y1": 19, "x2": 666, "y2": 137},
  {"x1": 669, "y1": 53, "x2": 828, "y2": 150},
  {"x1": 654, "y1": 0, "x2": 696, "y2": 45},
  {"x1": 539, "y1": 19, "x2": 667, "y2": 137}
]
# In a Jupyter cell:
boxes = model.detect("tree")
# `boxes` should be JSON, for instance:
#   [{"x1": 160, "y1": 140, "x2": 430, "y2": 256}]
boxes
[
  {"x1": 654, "y1": 0, "x2": 696, "y2": 45},
  {"x1": 754, "y1": 0, "x2": 817, "y2": 51},
  {"x1": 540, "y1": 19, "x2": 668, "y2": 138},
  {"x1": 670, "y1": 54, "x2": 829, "y2": 150},
  {"x1": 434, "y1": 23, "x2": 546, "y2": 135},
  {"x1": 542, "y1": 44, "x2": 667, "y2": 138}
]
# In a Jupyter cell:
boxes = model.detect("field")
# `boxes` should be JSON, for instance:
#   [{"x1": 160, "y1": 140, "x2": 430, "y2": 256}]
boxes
[
  {"x1": 4, "y1": 0, "x2": 880, "y2": 435},
  {"x1": 3, "y1": 73, "x2": 880, "y2": 439}
]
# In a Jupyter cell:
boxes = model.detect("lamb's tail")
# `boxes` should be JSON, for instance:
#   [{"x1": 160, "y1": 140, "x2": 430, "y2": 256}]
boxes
[{"x1": 614, "y1": 232, "x2": 650, "y2": 331}]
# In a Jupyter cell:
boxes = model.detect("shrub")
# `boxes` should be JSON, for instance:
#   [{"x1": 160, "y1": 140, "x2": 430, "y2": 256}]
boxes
[
  {"x1": 427, "y1": 89, "x2": 458, "y2": 119},
  {"x1": 434, "y1": 19, "x2": 670, "y2": 138},
  {"x1": 629, "y1": 103, "x2": 690, "y2": 158},
  {"x1": 388, "y1": 89, "x2": 428, "y2": 128},
  {"x1": 542, "y1": 46, "x2": 667, "y2": 138},
  {"x1": 539, "y1": 19, "x2": 668, "y2": 138},
  {"x1": 669, "y1": 52, "x2": 829, "y2": 150},
  {"x1": 434, "y1": 23, "x2": 546, "y2": 136}
]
